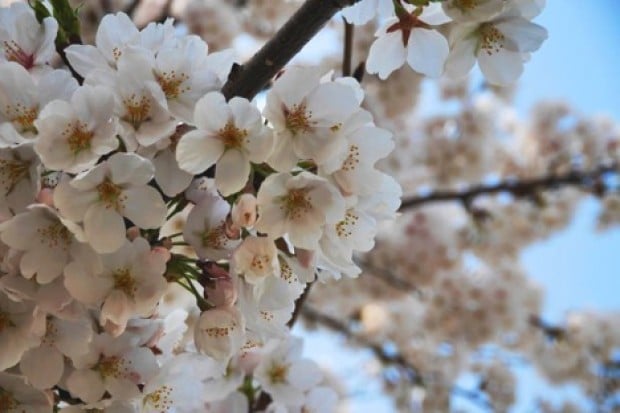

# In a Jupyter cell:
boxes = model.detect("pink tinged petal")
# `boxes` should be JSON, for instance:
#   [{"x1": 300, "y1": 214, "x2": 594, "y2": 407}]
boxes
[
  {"x1": 478, "y1": 47, "x2": 524, "y2": 85},
  {"x1": 20, "y1": 345, "x2": 64, "y2": 389},
  {"x1": 84, "y1": 204, "x2": 126, "y2": 253},
  {"x1": 193, "y1": 91, "x2": 231, "y2": 132},
  {"x1": 406, "y1": 28, "x2": 449, "y2": 78},
  {"x1": 64, "y1": 262, "x2": 111, "y2": 304},
  {"x1": 20, "y1": 248, "x2": 65, "y2": 284},
  {"x1": 497, "y1": 18, "x2": 548, "y2": 52},
  {"x1": 215, "y1": 149, "x2": 251, "y2": 196},
  {"x1": 100, "y1": 290, "x2": 134, "y2": 337},
  {"x1": 122, "y1": 185, "x2": 166, "y2": 228},
  {"x1": 366, "y1": 31, "x2": 407, "y2": 80},
  {"x1": 53, "y1": 179, "x2": 98, "y2": 222},
  {"x1": 54, "y1": 318, "x2": 93, "y2": 358},
  {"x1": 176, "y1": 130, "x2": 225, "y2": 174},
  {"x1": 108, "y1": 153, "x2": 154, "y2": 186},
  {"x1": 67, "y1": 368, "x2": 106, "y2": 403}
]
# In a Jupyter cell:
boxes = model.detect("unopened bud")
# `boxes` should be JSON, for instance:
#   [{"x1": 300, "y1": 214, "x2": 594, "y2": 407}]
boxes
[
  {"x1": 231, "y1": 193, "x2": 257, "y2": 229},
  {"x1": 204, "y1": 276, "x2": 238, "y2": 308}
]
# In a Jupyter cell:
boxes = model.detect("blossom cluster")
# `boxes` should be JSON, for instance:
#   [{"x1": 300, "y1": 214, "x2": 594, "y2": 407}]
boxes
[
  {"x1": 343, "y1": 0, "x2": 548, "y2": 84},
  {"x1": 0, "y1": 2, "x2": 400, "y2": 411}
]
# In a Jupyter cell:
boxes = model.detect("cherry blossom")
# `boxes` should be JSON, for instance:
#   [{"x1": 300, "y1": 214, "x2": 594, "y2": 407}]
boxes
[
  {"x1": 53, "y1": 153, "x2": 166, "y2": 253},
  {"x1": 176, "y1": 91, "x2": 273, "y2": 196}
]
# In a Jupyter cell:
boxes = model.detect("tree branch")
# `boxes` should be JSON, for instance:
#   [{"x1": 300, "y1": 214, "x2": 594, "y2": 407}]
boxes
[
  {"x1": 400, "y1": 164, "x2": 618, "y2": 211},
  {"x1": 221, "y1": 0, "x2": 362, "y2": 100},
  {"x1": 342, "y1": 19, "x2": 354, "y2": 77}
]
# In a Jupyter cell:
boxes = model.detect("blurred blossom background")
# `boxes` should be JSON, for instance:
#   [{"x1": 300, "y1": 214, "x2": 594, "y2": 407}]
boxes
[{"x1": 297, "y1": 1, "x2": 620, "y2": 411}]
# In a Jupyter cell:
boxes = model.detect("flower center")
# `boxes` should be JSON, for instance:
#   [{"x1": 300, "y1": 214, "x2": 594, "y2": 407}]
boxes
[
  {"x1": 250, "y1": 254, "x2": 271, "y2": 273},
  {"x1": 113, "y1": 268, "x2": 137, "y2": 298},
  {"x1": 454, "y1": 0, "x2": 480, "y2": 11},
  {"x1": 335, "y1": 210, "x2": 359, "y2": 239},
  {"x1": 65, "y1": 122, "x2": 94, "y2": 155},
  {"x1": 3, "y1": 40, "x2": 34, "y2": 69},
  {"x1": 97, "y1": 356, "x2": 124, "y2": 379},
  {"x1": 37, "y1": 221, "x2": 72, "y2": 250},
  {"x1": 217, "y1": 121, "x2": 248, "y2": 150},
  {"x1": 200, "y1": 222, "x2": 227, "y2": 249},
  {"x1": 341, "y1": 144, "x2": 360, "y2": 172},
  {"x1": 280, "y1": 188, "x2": 312, "y2": 220},
  {"x1": 479, "y1": 23, "x2": 505, "y2": 55},
  {"x1": 284, "y1": 103, "x2": 311, "y2": 135},
  {"x1": 155, "y1": 70, "x2": 190, "y2": 99},
  {"x1": 0, "y1": 388, "x2": 19, "y2": 411},
  {"x1": 0, "y1": 311, "x2": 14, "y2": 333},
  {"x1": 267, "y1": 363, "x2": 289, "y2": 384},
  {"x1": 122, "y1": 94, "x2": 151, "y2": 129},
  {"x1": 204, "y1": 325, "x2": 233, "y2": 338},
  {"x1": 0, "y1": 158, "x2": 29, "y2": 195},
  {"x1": 144, "y1": 385, "x2": 173, "y2": 411},
  {"x1": 97, "y1": 178, "x2": 124, "y2": 211},
  {"x1": 5, "y1": 102, "x2": 38, "y2": 133}
]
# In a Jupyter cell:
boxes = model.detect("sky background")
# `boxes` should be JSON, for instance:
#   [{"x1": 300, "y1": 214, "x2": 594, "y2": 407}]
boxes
[{"x1": 298, "y1": 1, "x2": 620, "y2": 411}]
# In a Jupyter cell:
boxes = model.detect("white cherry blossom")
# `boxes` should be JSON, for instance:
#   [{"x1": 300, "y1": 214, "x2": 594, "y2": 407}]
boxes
[
  {"x1": 0, "y1": 62, "x2": 77, "y2": 145},
  {"x1": 264, "y1": 66, "x2": 360, "y2": 171},
  {"x1": 183, "y1": 193, "x2": 241, "y2": 260},
  {"x1": 176, "y1": 91, "x2": 273, "y2": 196},
  {"x1": 0, "y1": 372, "x2": 53, "y2": 413},
  {"x1": 341, "y1": 0, "x2": 393, "y2": 25},
  {"x1": 254, "y1": 338, "x2": 323, "y2": 407},
  {"x1": 194, "y1": 306, "x2": 246, "y2": 363},
  {"x1": 0, "y1": 144, "x2": 40, "y2": 215},
  {"x1": 53, "y1": 153, "x2": 167, "y2": 253},
  {"x1": 34, "y1": 85, "x2": 118, "y2": 173},
  {"x1": 445, "y1": 8, "x2": 548, "y2": 85},
  {"x1": 64, "y1": 237, "x2": 168, "y2": 336},
  {"x1": 255, "y1": 171, "x2": 345, "y2": 250},
  {"x1": 66, "y1": 333, "x2": 159, "y2": 403},
  {"x1": 232, "y1": 236, "x2": 280, "y2": 285},
  {"x1": 0, "y1": 2, "x2": 58, "y2": 72},
  {"x1": 366, "y1": 4, "x2": 451, "y2": 79},
  {"x1": 0, "y1": 205, "x2": 93, "y2": 284}
]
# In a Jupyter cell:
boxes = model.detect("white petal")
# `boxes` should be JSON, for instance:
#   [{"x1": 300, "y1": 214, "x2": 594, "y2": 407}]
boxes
[
  {"x1": 67, "y1": 369, "x2": 105, "y2": 403},
  {"x1": 215, "y1": 150, "x2": 251, "y2": 196},
  {"x1": 406, "y1": 28, "x2": 449, "y2": 78},
  {"x1": 176, "y1": 130, "x2": 225, "y2": 174},
  {"x1": 20, "y1": 345, "x2": 64, "y2": 389},
  {"x1": 108, "y1": 153, "x2": 154, "y2": 186},
  {"x1": 478, "y1": 48, "x2": 524, "y2": 85},
  {"x1": 193, "y1": 91, "x2": 230, "y2": 132},
  {"x1": 366, "y1": 32, "x2": 407, "y2": 80},
  {"x1": 122, "y1": 186, "x2": 166, "y2": 228},
  {"x1": 497, "y1": 18, "x2": 548, "y2": 52},
  {"x1": 84, "y1": 204, "x2": 126, "y2": 253}
]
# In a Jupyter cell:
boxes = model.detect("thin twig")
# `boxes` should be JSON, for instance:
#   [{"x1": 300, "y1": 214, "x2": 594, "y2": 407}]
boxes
[
  {"x1": 400, "y1": 164, "x2": 618, "y2": 211},
  {"x1": 221, "y1": 0, "x2": 363, "y2": 100},
  {"x1": 342, "y1": 19, "x2": 354, "y2": 77},
  {"x1": 287, "y1": 281, "x2": 314, "y2": 328}
]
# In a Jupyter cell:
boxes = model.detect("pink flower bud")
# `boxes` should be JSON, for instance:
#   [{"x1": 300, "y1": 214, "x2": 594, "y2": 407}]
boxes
[
  {"x1": 205, "y1": 276, "x2": 238, "y2": 308},
  {"x1": 231, "y1": 193, "x2": 257, "y2": 229}
]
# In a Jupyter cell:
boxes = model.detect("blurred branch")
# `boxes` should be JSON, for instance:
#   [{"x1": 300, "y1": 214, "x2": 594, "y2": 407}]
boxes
[
  {"x1": 400, "y1": 164, "x2": 619, "y2": 211},
  {"x1": 528, "y1": 315, "x2": 566, "y2": 340},
  {"x1": 302, "y1": 306, "x2": 492, "y2": 410},
  {"x1": 221, "y1": 0, "x2": 362, "y2": 100}
]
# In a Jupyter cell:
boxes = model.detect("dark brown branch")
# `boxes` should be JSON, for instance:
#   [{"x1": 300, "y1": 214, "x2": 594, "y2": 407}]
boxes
[
  {"x1": 221, "y1": 0, "x2": 363, "y2": 100},
  {"x1": 400, "y1": 164, "x2": 619, "y2": 211},
  {"x1": 529, "y1": 315, "x2": 566, "y2": 340},
  {"x1": 342, "y1": 19, "x2": 354, "y2": 77}
]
